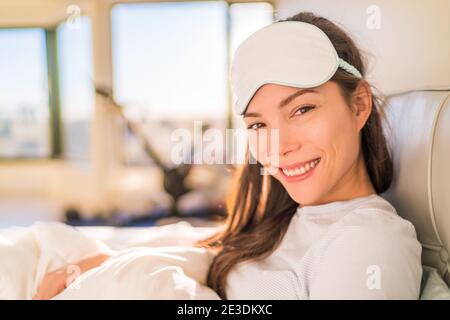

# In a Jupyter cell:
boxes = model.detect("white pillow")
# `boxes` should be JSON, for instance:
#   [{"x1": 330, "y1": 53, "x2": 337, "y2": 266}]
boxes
[{"x1": 420, "y1": 266, "x2": 450, "y2": 300}]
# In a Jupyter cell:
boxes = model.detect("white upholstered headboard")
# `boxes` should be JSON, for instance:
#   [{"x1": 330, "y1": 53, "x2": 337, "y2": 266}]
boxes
[{"x1": 381, "y1": 89, "x2": 450, "y2": 285}]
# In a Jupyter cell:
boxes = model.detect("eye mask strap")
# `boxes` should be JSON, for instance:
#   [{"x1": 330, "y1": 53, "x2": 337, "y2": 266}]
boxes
[{"x1": 338, "y1": 58, "x2": 363, "y2": 78}]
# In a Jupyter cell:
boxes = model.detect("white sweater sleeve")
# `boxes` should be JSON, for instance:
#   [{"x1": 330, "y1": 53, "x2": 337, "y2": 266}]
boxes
[{"x1": 308, "y1": 224, "x2": 423, "y2": 300}]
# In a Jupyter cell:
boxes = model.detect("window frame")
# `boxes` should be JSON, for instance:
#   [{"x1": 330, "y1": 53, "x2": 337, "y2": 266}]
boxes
[
  {"x1": 0, "y1": 25, "x2": 63, "y2": 161},
  {"x1": 0, "y1": 1, "x2": 275, "y2": 162},
  {"x1": 0, "y1": 14, "x2": 96, "y2": 161}
]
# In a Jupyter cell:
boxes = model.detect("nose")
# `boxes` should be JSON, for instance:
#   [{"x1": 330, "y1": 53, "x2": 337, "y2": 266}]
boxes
[
  {"x1": 276, "y1": 124, "x2": 301, "y2": 159},
  {"x1": 250, "y1": 122, "x2": 301, "y2": 167}
]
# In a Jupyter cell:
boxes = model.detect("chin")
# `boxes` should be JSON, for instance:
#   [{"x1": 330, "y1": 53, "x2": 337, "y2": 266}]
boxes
[{"x1": 285, "y1": 188, "x2": 321, "y2": 206}]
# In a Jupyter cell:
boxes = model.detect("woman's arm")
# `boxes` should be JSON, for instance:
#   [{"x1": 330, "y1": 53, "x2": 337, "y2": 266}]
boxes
[{"x1": 33, "y1": 253, "x2": 111, "y2": 300}]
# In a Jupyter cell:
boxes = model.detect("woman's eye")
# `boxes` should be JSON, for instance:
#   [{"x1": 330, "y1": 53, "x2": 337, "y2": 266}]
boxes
[
  {"x1": 247, "y1": 122, "x2": 265, "y2": 130},
  {"x1": 293, "y1": 105, "x2": 315, "y2": 116}
]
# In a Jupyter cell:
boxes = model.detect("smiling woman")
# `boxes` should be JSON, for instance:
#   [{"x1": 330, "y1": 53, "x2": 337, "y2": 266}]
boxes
[
  {"x1": 244, "y1": 81, "x2": 377, "y2": 205},
  {"x1": 196, "y1": 12, "x2": 422, "y2": 300}
]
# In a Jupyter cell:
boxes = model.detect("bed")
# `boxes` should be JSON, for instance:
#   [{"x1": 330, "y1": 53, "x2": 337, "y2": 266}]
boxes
[{"x1": 0, "y1": 221, "x2": 224, "y2": 300}]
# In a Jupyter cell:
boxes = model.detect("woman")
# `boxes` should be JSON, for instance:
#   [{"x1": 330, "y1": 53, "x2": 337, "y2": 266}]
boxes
[
  {"x1": 34, "y1": 12, "x2": 422, "y2": 300},
  {"x1": 196, "y1": 12, "x2": 422, "y2": 300}
]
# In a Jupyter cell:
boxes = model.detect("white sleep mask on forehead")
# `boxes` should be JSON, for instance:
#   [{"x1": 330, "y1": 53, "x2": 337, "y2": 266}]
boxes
[{"x1": 230, "y1": 21, "x2": 363, "y2": 116}]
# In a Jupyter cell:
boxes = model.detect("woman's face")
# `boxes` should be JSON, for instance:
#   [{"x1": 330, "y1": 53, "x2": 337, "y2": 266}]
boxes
[{"x1": 243, "y1": 81, "x2": 375, "y2": 205}]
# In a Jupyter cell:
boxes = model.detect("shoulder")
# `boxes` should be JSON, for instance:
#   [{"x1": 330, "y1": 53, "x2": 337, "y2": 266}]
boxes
[
  {"x1": 323, "y1": 195, "x2": 422, "y2": 276},
  {"x1": 308, "y1": 196, "x2": 423, "y2": 299},
  {"x1": 337, "y1": 195, "x2": 418, "y2": 240}
]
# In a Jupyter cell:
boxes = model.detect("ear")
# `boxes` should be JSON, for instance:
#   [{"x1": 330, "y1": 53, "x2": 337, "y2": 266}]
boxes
[{"x1": 351, "y1": 81, "x2": 373, "y2": 131}]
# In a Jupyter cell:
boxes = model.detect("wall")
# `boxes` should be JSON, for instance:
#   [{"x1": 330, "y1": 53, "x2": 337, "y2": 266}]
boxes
[{"x1": 275, "y1": 0, "x2": 450, "y2": 96}]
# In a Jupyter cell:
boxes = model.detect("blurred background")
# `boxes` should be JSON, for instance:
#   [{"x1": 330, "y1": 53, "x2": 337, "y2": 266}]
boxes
[{"x1": 0, "y1": 0, "x2": 448, "y2": 228}]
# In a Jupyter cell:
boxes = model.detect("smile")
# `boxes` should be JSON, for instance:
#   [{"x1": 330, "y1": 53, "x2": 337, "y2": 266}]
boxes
[{"x1": 279, "y1": 158, "x2": 321, "y2": 181}]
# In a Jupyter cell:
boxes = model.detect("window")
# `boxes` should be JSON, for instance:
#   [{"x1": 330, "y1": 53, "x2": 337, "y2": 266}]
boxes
[
  {"x1": 0, "y1": 18, "x2": 94, "y2": 161},
  {"x1": 111, "y1": 1, "x2": 273, "y2": 165},
  {"x1": 57, "y1": 17, "x2": 95, "y2": 161},
  {"x1": 0, "y1": 28, "x2": 49, "y2": 158}
]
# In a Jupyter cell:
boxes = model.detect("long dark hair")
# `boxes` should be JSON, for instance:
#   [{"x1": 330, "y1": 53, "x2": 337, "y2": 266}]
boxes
[{"x1": 196, "y1": 12, "x2": 393, "y2": 299}]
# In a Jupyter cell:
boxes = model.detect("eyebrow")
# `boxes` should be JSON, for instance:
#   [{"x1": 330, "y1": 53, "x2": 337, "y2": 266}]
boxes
[{"x1": 243, "y1": 88, "x2": 319, "y2": 118}]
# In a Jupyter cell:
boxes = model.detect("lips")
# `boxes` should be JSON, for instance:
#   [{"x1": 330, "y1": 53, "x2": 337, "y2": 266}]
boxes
[
  {"x1": 278, "y1": 157, "x2": 321, "y2": 182},
  {"x1": 279, "y1": 157, "x2": 321, "y2": 171}
]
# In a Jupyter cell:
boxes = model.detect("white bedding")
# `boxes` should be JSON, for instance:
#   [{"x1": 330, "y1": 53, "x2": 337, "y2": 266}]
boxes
[{"x1": 0, "y1": 221, "x2": 223, "y2": 300}]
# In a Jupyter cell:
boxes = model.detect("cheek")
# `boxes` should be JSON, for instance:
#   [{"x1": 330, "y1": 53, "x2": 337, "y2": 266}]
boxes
[
  {"x1": 318, "y1": 111, "x2": 360, "y2": 172},
  {"x1": 279, "y1": 114, "x2": 359, "y2": 203}
]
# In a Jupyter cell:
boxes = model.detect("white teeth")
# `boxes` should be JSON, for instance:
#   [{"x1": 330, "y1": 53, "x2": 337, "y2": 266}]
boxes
[{"x1": 281, "y1": 158, "x2": 320, "y2": 177}]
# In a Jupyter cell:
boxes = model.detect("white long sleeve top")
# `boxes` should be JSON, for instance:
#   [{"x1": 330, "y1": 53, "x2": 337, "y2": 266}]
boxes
[{"x1": 225, "y1": 194, "x2": 423, "y2": 299}]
